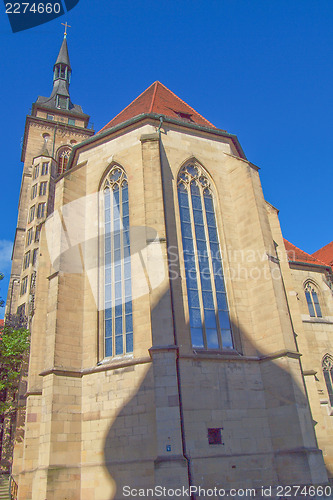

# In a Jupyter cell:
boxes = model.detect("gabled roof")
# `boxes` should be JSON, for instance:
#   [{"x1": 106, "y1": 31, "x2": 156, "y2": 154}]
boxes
[
  {"x1": 313, "y1": 241, "x2": 333, "y2": 267},
  {"x1": 283, "y1": 239, "x2": 328, "y2": 267},
  {"x1": 98, "y1": 81, "x2": 216, "y2": 133}
]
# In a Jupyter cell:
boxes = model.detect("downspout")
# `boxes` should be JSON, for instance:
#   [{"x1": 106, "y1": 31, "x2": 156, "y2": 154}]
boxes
[{"x1": 157, "y1": 116, "x2": 195, "y2": 498}]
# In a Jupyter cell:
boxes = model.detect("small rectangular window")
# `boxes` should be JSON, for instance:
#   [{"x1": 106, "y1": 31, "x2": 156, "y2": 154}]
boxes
[
  {"x1": 29, "y1": 205, "x2": 35, "y2": 223},
  {"x1": 41, "y1": 162, "x2": 49, "y2": 175},
  {"x1": 47, "y1": 114, "x2": 54, "y2": 121},
  {"x1": 20, "y1": 276, "x2": 28, "y2": 296},
  {"x1": 32, "y1": 248, "x2": 38, "y2": 266},
  {"x1": 57, "y1": 96, "x2": 68, "y2": 110},
  {"x1": 68, "y1": 118, "x2": 75, "y2": 126},
  {"x1": 37, "y1": 203, "x2": 46, "y2": 219},
  {"x1": 33, "y1": 164, "x2": 40, "y2": 180},
  {"x1": 26, "y1": 228, "x2": 33, "y2": 246},
  {"x1": 23, "y1": 251, "x2": 30, "y2": 270},
  {"x1": 208, "y1": 428, "x2": 222, "y2": 445},
  {"x1": 35, "y1": 225, "x2": 41, "y2": 242},
  {"x1": 39, "y1": 182, "x2": 47, "y2": 196},
  {"x1": 31, "y1": 184, "x2": 38, "y2": 199}
]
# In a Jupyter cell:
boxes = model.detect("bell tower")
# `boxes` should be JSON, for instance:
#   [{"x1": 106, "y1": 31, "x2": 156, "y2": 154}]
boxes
[{"x1": 5, "y1": 33, "x2": 94, "y2": 321}]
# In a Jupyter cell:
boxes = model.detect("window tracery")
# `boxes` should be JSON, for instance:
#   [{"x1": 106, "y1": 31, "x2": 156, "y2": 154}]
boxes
[
  {"x1": 57, "y1": 146, "x2": 72, "y2": 175},
  {"x1": 177, "y1": 161, "x2": 233, "y2": 350},
  {"x1": 103, "y1": 165, "x2": 133, "y2": 357},
  {"x1": 304, "y1": 281, "x2": 322, "y2": 318}
]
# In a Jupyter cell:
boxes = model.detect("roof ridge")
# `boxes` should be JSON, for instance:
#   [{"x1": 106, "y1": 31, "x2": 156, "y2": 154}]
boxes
[
  {"x1": 283, "y1": 238, "x2": 328, "y2": 267},
  {"x1": 312, "y1": 240, "x2": 333, "y2": 266},
  {"x1": 149, "y1": 81, "x2": 159, "y2": 113},
  {"x1": 155, "y1": 81, "x2": 215, "y2": 128},
  {"x1": 99, "y1": 82, "x2": 157, "y2": 134}
]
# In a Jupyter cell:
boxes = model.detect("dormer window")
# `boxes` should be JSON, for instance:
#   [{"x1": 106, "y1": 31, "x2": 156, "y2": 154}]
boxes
[
  {"x1": 57, "y1": 96, "x2": 69, "y2": 110},
  {"x1": 173, "y1": 110, "x2": 194, "y2": 123}
]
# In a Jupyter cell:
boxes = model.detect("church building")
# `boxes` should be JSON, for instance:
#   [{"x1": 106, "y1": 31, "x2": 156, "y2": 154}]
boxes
[{"x1": 5, "y1": 35, "x2": 333, "y2": 500}]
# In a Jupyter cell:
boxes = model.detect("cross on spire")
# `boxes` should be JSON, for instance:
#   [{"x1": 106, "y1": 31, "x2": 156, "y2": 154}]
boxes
[{"x1": 61, "y1": 22, "x2": 71, "y2": 37}]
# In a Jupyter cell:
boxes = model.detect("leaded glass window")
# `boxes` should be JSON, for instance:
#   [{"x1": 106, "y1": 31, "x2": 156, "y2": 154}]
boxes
[
  {"x1": 103, "y1": 165, "x2": 133, "y2": 357},
  {"x1": 178, "y1": 162, "x2": 233, "y2": 350},
  {"x1": 304, "y1": 282, "x2": 322, "y2": 318},
  {"x1": 57, "y1": 147, "x2": 71, "y2": 176},
  {"x1": 323, "y1": 355, "x2": 333, "y2": 406}
]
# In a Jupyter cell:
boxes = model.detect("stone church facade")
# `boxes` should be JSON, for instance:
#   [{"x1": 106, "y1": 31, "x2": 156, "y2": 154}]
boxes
[{"x1": 4, "y1": 36, "x2": 333, "y2": 499}]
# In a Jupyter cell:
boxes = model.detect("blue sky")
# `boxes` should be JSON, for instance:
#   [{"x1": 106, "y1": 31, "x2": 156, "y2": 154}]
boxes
[{"x1": 0, "y1": 0, "x2": 332, "y2": 315}]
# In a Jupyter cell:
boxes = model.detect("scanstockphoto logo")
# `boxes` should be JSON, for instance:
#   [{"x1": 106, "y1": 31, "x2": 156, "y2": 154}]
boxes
[
  {"x1": 4, "y1": 0, "x2": 80, "y2": 33},
  {"x1": 44, "y1": 193, "x2": 165, "y2": 311}
]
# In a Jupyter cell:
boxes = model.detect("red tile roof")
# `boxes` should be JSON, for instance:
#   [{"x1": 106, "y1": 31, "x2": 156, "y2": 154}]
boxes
[
  {"x1": 312, "y1": 241, "x2": 333, "y2": 268},
  {"x1": 283, "y1": 239, "x2": 329, "y2": 267},
  {"x1": 98, "y1": 81, "x2": 216, "y2": 134}
]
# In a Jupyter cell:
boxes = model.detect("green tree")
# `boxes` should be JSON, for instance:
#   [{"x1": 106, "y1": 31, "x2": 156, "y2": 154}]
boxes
[
  {"x1": 0, "y1": 273, "x2": 30, "y2": 415},
  {"x1": 0, "y1": 321, "x2": 30, "y2": 415}
]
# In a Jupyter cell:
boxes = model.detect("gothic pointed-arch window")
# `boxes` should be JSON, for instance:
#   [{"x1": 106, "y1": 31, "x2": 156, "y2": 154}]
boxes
[
  {"x1": 322, "y1": 355, "x2": 333, "y2": 406},
  {"x1": 57, "y1": 146, "x2": 72, "y2": 176},
  {"x1": 103, "y1": 165, "x2": 133, "y2": 357},
  {"x1": 177, "y1": 161, "x2": 233, "y2": 350},
  {"x1": 304, "y1": 282, "x2": 322, "y2": 318}
]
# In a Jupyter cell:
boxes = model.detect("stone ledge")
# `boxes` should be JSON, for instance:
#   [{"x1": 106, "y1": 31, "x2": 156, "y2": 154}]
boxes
[
  {"x1": 154, "y1": 454, "x2": 187, "y2": 467},
  {"x1": 39, "y1": 356, "x2": 152, "y2": 378},
  {"x1": 140, "y1": 133, "x2": 159, "y2": 143}
]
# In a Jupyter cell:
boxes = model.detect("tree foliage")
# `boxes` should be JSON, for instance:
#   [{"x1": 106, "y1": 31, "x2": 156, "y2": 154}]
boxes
[{"x1": 0, "y1": 272, "x2": 30, "y2": 415}]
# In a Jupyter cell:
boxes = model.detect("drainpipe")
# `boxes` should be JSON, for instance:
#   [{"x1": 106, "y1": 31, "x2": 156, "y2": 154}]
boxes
[{"x1": 157, "y1": 116, "x2": 195, "y2": 498}]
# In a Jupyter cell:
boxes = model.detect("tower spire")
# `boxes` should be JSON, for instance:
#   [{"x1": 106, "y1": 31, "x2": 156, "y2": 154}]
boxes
[
  {"x1": 34, "y1": 31, "x2": 92, "y2": 122},
  {"x1": 49, "y1": 34, "x2": 72, "y2": 109}
]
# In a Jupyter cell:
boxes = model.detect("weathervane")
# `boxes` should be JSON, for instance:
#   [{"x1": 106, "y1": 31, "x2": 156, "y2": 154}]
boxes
[{"x1": 61, "y1": 22, "x2": 71, "y2": 37}]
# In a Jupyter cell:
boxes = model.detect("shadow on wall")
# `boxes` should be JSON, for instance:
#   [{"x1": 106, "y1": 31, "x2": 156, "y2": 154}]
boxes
[
  {"x1": 102, "y1": 140, "x2": 329, "y2": 499},
  {"x1": 102, "y1": 316, "x2": 329, "y2": 500}
]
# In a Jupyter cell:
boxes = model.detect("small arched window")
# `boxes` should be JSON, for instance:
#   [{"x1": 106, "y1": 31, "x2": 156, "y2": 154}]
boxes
[
  {"x1": 177, "y1": 161, "x2": 233, "y2": 350},
  {"x1": 323, "y1": 355, "x2": 333, "y2": 406},
  {"x1": 304, "y1": 282, "x2": 322, "y2": 318},
  {"x1": 103, "y1": 165, "x2": 133, "y2": 357},
  {"x1": 57, "y1": 146, "x2": 72, "y2": 176}
]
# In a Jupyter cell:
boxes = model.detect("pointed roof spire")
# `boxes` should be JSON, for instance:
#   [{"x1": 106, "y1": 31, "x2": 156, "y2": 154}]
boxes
[
  {"x1": 54, "y1": 35, "x2": 71, "y2": 70},
  {"x1": 35, "y1": 33, "x2": 88, "y2": 117}
]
